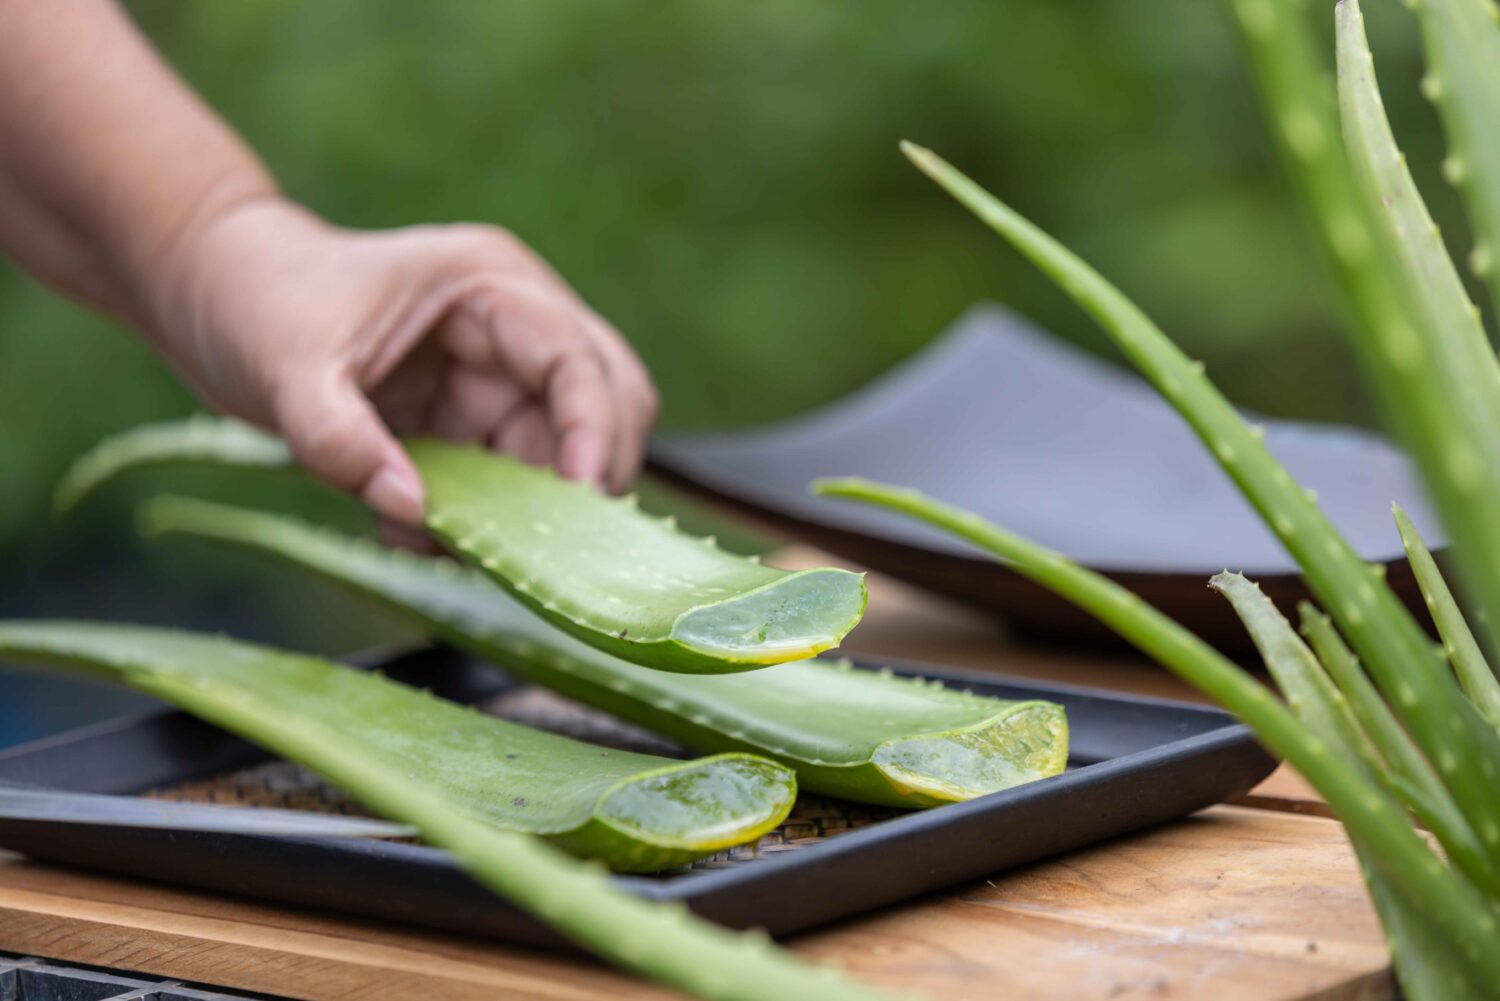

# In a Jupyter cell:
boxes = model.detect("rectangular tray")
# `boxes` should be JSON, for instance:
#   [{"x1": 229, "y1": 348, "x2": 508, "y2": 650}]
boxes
[
  {"x1": 1, "y1": 953, "x2": 256, "y2": 1000},
  {"x1": 0, "y1": 645, "x2": 1276, "y2": 948}
]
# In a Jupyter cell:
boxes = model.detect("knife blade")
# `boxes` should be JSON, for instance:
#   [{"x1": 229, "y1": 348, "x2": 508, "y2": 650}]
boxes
[{"x1": 0, "y1": 783, "x2": 417, "y2": 839}]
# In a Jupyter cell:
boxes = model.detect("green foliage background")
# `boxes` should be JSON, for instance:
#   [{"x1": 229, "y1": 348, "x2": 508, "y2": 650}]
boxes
[{"x1": 0, "y1": 0, "x2": 1479, "y2": 683}]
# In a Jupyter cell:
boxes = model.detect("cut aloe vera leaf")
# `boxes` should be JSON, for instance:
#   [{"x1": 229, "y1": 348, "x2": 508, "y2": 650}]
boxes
[
  {"x1": 138, "y1": 496, "x2": 1068, "y2": 808},
  {"x1": 1393, "y1": 505, "x2": 1500, "y2": 730},
  {"x1": 57, "y1": 419, "x2": 868, "y2": 675},
  {"x1": 0, "y1": 622, "x2": 892, "y2": 1001},
  {"x1": 814, "y1": 477, "x2": 1500, "y2": 986},
  {"x1": 0, "y1": 622, "x2": 795, "y2": 873},
  {"x1": 409, "y1": 438, "x2": 867, "y2": 674}
]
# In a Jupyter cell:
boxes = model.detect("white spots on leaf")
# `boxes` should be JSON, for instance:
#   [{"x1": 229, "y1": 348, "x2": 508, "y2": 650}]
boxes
[
  {"x1": 1472, "y1": 242, "x2": 1494, "y2": 278},
  {"x1": 1446, "y1": 443, "x2": 1483, "y2": 494},
  {"x1": 1281, "y1": 107, "x2": 1326, "y2": 162},
  {"x1": 1234, "y1": 0, "x2": 1276, "y2": 39},
  {"x1": 1327, "y1": 214, "x2": 1370, "y2": 266}
]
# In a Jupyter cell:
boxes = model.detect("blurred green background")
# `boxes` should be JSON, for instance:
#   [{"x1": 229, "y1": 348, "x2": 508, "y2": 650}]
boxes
[{"x1": 0, "y1": 1, "x2": 1484, "y2": 741}]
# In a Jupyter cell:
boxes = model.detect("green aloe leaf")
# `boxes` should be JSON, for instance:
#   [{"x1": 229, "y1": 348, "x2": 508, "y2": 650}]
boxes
[
  {"x1": 1209, "y1": 573, "x2": 1379, "y2": 773},
  {"x1": 1215, "y1": 575, "x2": 1500, "y2": 898},
  {"x1": 1361, "y1": 861, "x2": 1490, "y2": 1001},
  {"x1": 1336, "y1": 0, "x2": 1500, "y2": 489},
  {"x1": 410, "y1": 438, "x2": 867, "y2": 673},
  {"x1": 898, "y1": 140, "x2": 1500, "y2": 867},
  {"x1": 1406, "y1": 0, "x2": 1500, "y2": 314},
  {"x1": 57, "y1": 419, "x2": 868, "y2": 675},
  {"x1": 138, "y1": 495, "x2": 1069, "y2": 808},
  {"x1": 1235, "y1": 0, "x2": 1500, "y2": 761},
  {"x1": 0, "y1": 622, "x2": 895, "y2": 1001},
  {"x1": 813, "y1": 477, "x2": 1500, "y2": 989},
  {"x1": 54, "y1": 415, "x2": 294, "y2": 512},
  {"x1": 0, "y1": 622, "x2": 794, "y2": 873},
  {"x1": 1296, "y1": 605, "x2": 1456, "y2": 832},
  {"x1": 1393, "y1": 505, "x2": 1500, "y2": 729}
]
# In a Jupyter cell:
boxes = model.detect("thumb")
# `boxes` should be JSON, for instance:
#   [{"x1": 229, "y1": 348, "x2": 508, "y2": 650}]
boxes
[{"x1": 274, "y1": 371, "x2": 426, "y2": 526}]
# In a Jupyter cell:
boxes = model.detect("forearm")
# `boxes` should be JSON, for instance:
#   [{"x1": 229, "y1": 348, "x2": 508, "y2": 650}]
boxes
[{"x1": 0, "y1": 0, "x2": 278, "y2": 338}]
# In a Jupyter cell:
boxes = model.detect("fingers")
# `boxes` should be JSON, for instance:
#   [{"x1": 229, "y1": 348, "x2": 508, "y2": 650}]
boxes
[
  {"x1": 491, "y1": 401, "x2": 555, "y2": 467},
  {"x1": 456, "y1": 228, "x2": 661, "y2": 491},
  {"x1": 274, "y1": 370, "x2": 426, "y2": 527},
  {"x1": 426, "y1": 367, "x2": 527, "y2": 443},
  {"x1": 449, "y1": 276, "x2": 614, "y2": 487},
  {"x1": 580, "y1": 314, "x2": 660, "y2": 493}
]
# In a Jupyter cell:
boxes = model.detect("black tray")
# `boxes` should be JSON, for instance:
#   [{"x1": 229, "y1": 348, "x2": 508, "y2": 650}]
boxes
[
  {"x1": 0, "y1": 645, "x2": 1276, "y2": 949},
  {"x1": 1, "y1": 953, "x2": 259, "y2": 1000}
]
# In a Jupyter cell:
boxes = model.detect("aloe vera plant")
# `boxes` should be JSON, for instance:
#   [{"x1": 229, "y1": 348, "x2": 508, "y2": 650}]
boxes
[
  {"x1": 0, "y1": 622, "x2": 794, "y2": 872},
  {"x1": 802, "y1": 1, "x2": 1500, "y2": 993},
  {"x1": 814, "y1": 481, "x2": 1500, "y2": 992},
  {"x1": 136, "y1": 494, "x2": 1068, "y2": 807},
  {"x1": 0, "y1": 622, "x2": 896, "y2": 1001},
  {"x1": 58, "y1": 418, "x2": 868, "y2": 674}
]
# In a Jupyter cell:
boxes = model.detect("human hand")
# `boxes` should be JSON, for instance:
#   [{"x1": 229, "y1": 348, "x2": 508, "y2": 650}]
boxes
[{"x1": 142, "y1": 197, "x2": 659, "y2": 528}]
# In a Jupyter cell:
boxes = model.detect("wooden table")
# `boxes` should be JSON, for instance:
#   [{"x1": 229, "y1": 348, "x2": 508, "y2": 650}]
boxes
[{"x1": 0, "y1": 550, "x2": 1391, "y2": 1000}]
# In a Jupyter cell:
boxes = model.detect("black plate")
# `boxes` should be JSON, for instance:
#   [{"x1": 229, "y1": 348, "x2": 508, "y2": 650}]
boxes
[
  {"x1": 0, "y1": 645, "x2": 1276, "y2": 949},
  {"x1": 650, "y1": 304, "x2": 1436, "y2": 644}
]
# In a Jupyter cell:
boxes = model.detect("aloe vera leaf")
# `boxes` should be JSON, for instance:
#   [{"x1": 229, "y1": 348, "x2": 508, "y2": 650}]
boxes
[
  {"x1": 57, "y1": 419, "x2": 869, "y2": 675},
  {"x1": 1209, "y1": 573, "x2": 1380, "y2": 772},
  {"x1": 1233, "y1": 0, "x2": 1500, "y2": 805},
  {"x1": 55, "y1": 415, "x2": 293, "y2": 512},
  {"x1": 1237, "y1": 0, "x2": 1500, "y2": 656},
  {"x1": 899, "y1": 141, "x2": 1500, "y2": 861},
  {"x1": 1214, "y1": 574, "x2": 1500, "y2": 898},
  {"x1": 1337, "y1": 0, "x2": 1500, "y2": 461},
  {"x1": 1393, "y1": 504, "x2": 1500, "y2": 729},
  {"x1": 0, "y1": 622, "x2": 795, "y2": 873},
  {"x1": 0, "y1": 623, "x2": 895, "y2": 1001},
  {"x1": 1406, "y1": 0, "x2": 1500, "y2": 314},
  {"x1": 814, "y1": 478, "x2": 1500, "y2": 984},
  {"x1": 409, "y1": 438, "x2": 867, "y2": 674},
  {"x1": 138, "y1": 495, "x2": 1069, "y2": 808},
  {"x1": 1360, "y1": 856, "x2": 1490, "y2": 1001},
  {"x1": 1297, "y1": 604, "x2": 1451, "y2": 817}
]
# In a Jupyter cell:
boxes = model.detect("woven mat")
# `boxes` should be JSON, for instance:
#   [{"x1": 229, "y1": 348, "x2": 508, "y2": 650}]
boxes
[{"x1": 146, "y1": 686, "x2": 904, "y2": 872}]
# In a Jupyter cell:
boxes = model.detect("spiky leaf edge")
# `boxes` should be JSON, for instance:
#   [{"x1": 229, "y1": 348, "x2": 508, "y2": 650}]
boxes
[{"x1": 814, "y1": 477, "x2": 1500, "y2": 985}]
